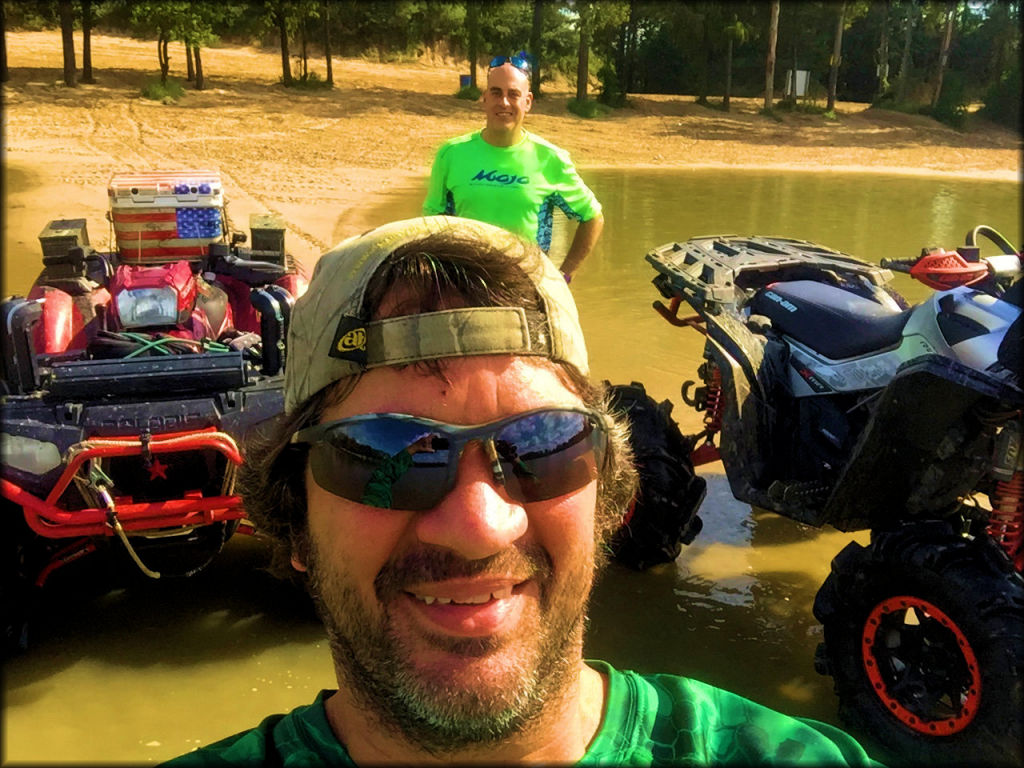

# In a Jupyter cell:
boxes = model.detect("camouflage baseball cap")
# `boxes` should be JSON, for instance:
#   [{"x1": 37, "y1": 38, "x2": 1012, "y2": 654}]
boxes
[{"x1": 284, "y1": 215, "x2": 589, "y2": 412}]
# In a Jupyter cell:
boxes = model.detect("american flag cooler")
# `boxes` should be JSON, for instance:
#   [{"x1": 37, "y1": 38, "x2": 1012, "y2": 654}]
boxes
[{"x1": 109, "y1": 170, "x2": 225, "y2": 263}]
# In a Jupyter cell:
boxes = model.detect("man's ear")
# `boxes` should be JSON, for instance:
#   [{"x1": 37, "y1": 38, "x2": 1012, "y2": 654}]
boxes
[
  {"x1": 290, "y1": 535, "x2": 309, "y2": 572},
  {"x1": 525, "y1": 92, "x2": 534, "y2": 112}
]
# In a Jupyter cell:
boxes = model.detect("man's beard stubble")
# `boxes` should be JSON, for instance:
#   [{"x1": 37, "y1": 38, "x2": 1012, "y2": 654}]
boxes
[{"x1": 304, "y1": 540, "x2": 594, "y2": 755}]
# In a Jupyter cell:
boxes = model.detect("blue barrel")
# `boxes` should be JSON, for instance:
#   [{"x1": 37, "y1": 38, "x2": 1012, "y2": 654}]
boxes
[{"x1": 459, "y1": 74, "x2": 471, "y2": 88}]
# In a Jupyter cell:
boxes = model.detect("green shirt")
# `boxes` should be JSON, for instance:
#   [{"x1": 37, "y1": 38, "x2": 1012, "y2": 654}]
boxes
[
  {"x1": 161, "y1": 660, "x2": 880, "y2": 766},
  {"x1": 358, "y1": 447, "x2": 415, "y2": 508},
  {"x1": 422, "y1": 130, "x2": 602, "y2": 252}
]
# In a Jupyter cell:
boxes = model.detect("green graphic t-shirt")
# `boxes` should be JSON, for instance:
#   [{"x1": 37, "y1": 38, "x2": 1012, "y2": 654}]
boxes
[
  {"x1": 161, "y1": 661, "x2": 881, "y2": 766},
  {"x1": 422, "y1": 130, "x2": 602, "y2": 252}
]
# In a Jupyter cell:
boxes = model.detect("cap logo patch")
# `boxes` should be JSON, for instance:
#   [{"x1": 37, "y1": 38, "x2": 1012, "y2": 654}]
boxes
[
  {"x1": 337, "y1": 328, "x2": 365, "y2": 352},
  {"x1": 329, "y1": 315, "x2": 368, "y2": 366}
]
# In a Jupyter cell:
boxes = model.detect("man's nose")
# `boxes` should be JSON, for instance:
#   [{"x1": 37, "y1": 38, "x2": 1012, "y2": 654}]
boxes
[{"x1": 413, "y1": 443, "x2": 528, "y2": 560}]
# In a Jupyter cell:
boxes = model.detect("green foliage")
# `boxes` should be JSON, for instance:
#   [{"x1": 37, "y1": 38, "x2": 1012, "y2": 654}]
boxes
[
  {"x1": 455, "y1": 84, "x2": 481, "y2": 100},
  {"x1": 6, "y1": 0, "x2": 1018, "y2": 124},
  {"x1": 533, "y1": 2, "x2": 580, "y2": 82},
  {"x1": 140, "y1": 76, "x2": 185, "y2": 102},
  {"x1": 929, "y1": 70, "x2": 969, "y2": 130},
  {"x1": 130, "y1": 1, "x2": 184, "y2": 38},
  {"x1": 3, "y1": 1, "x2": 57, "y2": 30},
  {"x1": 326, "y1": 0, "x2": 468, "y2": 60},
  {"x1": 566, "y1": 97, "x2": 611, "y2": 119},
  {"x1": 288, "y1": 70, "x2": 331, "y2": 90},
  {"x1": 127, "y1": 1, "x2": 224, "y2": 49},
  {"x1": 774, "y1": 99, "x2": 831, "y2": 116},
  {"x1": 980, "y1": 59, "x2": 1021, "y2": 132},
  {"x1": 596, "y1": 62, "x2": 626, "y2": 107},
  {"x1": 472, "y1": 0, "x2": 535, "y2": 59},
  {"x1": 872, "y1": 97, "x2": 922, "y2": 115}
]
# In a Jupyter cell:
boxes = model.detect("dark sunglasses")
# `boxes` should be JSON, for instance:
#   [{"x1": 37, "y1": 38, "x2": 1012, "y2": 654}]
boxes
[
  {"x1": 489, "y1": 51, "x2": 532, "y2": 76},
  {"x1": 292, "y1": 407, "x2": 607, "y2": 511}
]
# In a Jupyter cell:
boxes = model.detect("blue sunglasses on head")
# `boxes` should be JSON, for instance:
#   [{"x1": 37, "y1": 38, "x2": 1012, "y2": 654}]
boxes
[
  {"x1": 489, "y1": 51, "x2": 532, "y2": 76},
  {"x1": 292, "y1": 407, "x2": 607, "y2": 511}
]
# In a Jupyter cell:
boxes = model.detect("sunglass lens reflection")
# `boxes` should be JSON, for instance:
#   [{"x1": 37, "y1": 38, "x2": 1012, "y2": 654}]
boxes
[
  {"x1": 309, "y1": 421, "x2": 450, "y2": 510},
  {"x1": 309, "y1": 411, "x2": 603, "y2": 510},
  {"x1": 496, "y1": 412, "x2": 601, "y2": 502}
]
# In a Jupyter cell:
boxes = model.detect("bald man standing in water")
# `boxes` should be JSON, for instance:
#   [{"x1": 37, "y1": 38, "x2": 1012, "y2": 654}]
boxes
[{"x1": 423, "y1": 52, "x2": 604, "y2": 283}]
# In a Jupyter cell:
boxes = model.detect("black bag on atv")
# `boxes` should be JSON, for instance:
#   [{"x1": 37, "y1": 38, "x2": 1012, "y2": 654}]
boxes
[{"x1": 606, "y1": 381, "x2": 706, "y2": 570}]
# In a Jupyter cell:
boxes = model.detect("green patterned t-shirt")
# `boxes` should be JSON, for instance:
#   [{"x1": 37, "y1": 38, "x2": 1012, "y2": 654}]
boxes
[
  {"x1": 581, "y1": 660, "x2": 879, "y2": 765},
  {"x1": 161, "y1": 660, "x2": 880, "y2": 766},
  {"x1": 422, "y1": 130, "x2": 601, "y2": 253}
]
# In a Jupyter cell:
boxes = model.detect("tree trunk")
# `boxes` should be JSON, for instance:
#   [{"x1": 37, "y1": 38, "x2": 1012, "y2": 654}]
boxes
[
  {"x1": 826, "y1": 1, "x2": 846, "y2": 112},
  {"x1": 764, "y1": 0, "x2": 779, "y2": 111},
  {"x1": 468, "y1": 1, "x2": 480, "y2": 89},
  {"x1": 785, "y1": 42, "x2": 797, "y2": 103},
  {"x1": 985, "y1": 1, "x2": 1010, "y2": 90},
  {"x1": 724, "y1": 36, "x2": 733, "y2": 111},
  {"x1": 322, "y1": 2, "x2": 333, "y2": 86},
  {"x1": 159, "y1": 35, "x2": 169, "y2": 85},
  {"x1": 895, "y1": 0, "x2": 916, "y2": 103},
  {"x1": 875, "y1": 0, "x2": 890, "y2": 99},
  {"x1": 277, "y1": 10, "x2": 292, "y2": 85},
  {"x1": 529, "y1": 0, "x2": 542, "y2": 95},
  {"x1": 696, "y1": 14, "x2": 710, "y2": 105},
  {"x1": 2, "y1": 1, "x2": 11, "y2": 83},
  {"x1": 58, "y1": 0, "x2": 76, "y2": 87},
  {"x1": 614, "y1": 21, "x2": 626, "y2": 96},
  {"x1": 575, "y1": 13, "x2": 589, "y2": 101},
  {"x1": 301, "y1": 17, "x2": 308, "y2": 80},
  {"x1": 80, "y1": 0, "x2": 95, "y2": 83},
  {"x1": 623, "y1": 0, "x2": 638, "y2": 93},
  {"x1": 194, "y1": 46, "x2": 204, "y2": 90},
  {"x1": 931, "y1": 0, "x2": 956, "y2": 109},
  {"x1": 186, "y1": 43, "x2": 195, "y2": 81}
]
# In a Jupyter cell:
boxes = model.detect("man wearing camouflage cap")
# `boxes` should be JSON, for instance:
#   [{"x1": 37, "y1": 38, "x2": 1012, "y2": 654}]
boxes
[{"x1": 163, "y1": 216, "x2": 878, "y2": 765}]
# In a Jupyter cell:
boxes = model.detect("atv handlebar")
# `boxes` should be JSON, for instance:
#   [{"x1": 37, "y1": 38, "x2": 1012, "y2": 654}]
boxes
[
  {"x1": 881, "y1": 226, "x2": 1023, "y2": 291},
  {"x1": 880, "y1": 257, "x2": 919, "y2": 274},
  {"x1": 207, "y1": 244, "x2": 290, "y2": 285},
  {"x1": 882, "y1": 226, "x2": 1020, "y2": 283}
]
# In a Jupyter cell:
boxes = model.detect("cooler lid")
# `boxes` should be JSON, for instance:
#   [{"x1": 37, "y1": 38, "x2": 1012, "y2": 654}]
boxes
[{"x1": 108, "y1": 170, "x2": 223, "y2": 208}]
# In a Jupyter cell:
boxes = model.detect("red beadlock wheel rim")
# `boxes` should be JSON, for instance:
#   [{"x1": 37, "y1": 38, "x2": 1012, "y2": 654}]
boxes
[{"x1": 861, "y1": 595, "x2": 981, "y2": 735}]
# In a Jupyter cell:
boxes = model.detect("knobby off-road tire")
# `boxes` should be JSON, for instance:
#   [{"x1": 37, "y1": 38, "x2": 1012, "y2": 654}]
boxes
[
  {"x1": 605, "y1": 381, "x2": 706, "y2": 570},
  {"x1": 2, "y1": 504, "x2": 37, "y2": 657},
  {"x1": 813, "y1": 521, "x2": 1024, "y2": 767}
]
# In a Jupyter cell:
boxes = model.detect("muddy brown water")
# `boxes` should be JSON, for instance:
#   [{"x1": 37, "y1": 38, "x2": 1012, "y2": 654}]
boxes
[{"x1": 2, "y1": 169, "x2": 1020, "y2": 763}]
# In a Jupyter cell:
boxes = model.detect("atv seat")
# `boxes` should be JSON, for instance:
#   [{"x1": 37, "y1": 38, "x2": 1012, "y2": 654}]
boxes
[{"x1": 751, "y1": 280, "x2": 912, "y2": 360}]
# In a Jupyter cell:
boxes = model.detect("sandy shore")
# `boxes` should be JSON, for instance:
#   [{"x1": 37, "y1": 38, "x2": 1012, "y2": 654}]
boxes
[{"x1": 3, "y1": 30, "x2": 1020, "y2": 288}]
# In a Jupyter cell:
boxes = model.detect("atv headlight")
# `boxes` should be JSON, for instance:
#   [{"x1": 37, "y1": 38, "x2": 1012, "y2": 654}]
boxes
[{"x1": 116, "y1": 287, "x2": 179, "y2": 328}]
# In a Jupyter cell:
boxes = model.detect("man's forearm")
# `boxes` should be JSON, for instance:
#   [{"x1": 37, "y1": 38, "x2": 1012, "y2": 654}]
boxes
[{"x1": 560, "y1": 214, "x2": 604, "y2": 278}]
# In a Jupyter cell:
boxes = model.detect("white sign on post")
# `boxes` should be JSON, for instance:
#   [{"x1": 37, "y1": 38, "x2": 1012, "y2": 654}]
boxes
[{"x1": 785, "y1": 69, "x2": 810, "y2": 97}]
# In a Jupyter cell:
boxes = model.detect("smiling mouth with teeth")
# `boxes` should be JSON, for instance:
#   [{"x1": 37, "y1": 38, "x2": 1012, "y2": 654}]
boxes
[{"x1": 411, "y1": 586, "x2": 515, "y2": 606}]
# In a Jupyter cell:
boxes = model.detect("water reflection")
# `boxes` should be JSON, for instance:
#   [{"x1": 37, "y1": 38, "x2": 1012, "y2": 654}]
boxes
[{"x1": 2, "y1": 168, "x2": 1020, "y2": 763}]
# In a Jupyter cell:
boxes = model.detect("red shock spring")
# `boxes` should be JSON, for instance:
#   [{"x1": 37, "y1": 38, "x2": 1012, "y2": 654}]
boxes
[
  {"x1": 704, "y1": 365, "x2": 724, "y2": 435},
  {"x1": 690, "y1": 365, "x2": 726, "y2": 467},
  {"x1": 987, "y1": 470, "x2": 1024, "y2": 573}
]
